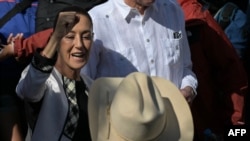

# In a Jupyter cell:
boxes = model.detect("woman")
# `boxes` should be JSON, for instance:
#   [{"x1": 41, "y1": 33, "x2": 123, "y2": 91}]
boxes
[{"x1": 16, "y1": 6, "x2": 93, "y2": 141}]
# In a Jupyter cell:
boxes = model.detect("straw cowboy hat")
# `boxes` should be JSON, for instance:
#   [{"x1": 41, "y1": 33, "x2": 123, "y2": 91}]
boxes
[{"x1": 88, "y1": 72, "x2": 194, "y2": 141}]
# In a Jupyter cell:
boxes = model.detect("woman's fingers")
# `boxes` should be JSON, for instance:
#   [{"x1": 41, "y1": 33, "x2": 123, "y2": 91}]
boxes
[{"x1": 7, "y1": 33, "x2": 14, "y2": 43}]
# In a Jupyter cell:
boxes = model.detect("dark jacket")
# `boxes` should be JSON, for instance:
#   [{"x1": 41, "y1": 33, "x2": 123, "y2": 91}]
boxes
[{"x1": 178, "y1": 0, "x2": 248, "y2": 140}]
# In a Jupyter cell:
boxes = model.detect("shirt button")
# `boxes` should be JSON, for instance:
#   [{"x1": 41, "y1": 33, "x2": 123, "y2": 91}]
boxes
[
  {"x1": 46, "y1": 18, "x2": 50, "y2": 21},
  {"x1": 146, "y1": 39, "x2": 150, "y2": 42},
  {"x1": 105, "y1": 15, "x2": 109, "y2": 18},
  {"x1": 50, "y1": 0, "x2": 53, "y2": 3},
  {"x1": 151, "y1": 59, "x2": 154, "y2": 63}
]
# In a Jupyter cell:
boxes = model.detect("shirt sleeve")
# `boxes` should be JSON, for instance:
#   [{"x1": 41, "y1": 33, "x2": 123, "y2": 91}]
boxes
[
  {"x1": 179, "y1": 10, "x2": 198, "y2": 93},
  {"x1": 14, "y1": 28, "x2": 53, "y2": 59}
]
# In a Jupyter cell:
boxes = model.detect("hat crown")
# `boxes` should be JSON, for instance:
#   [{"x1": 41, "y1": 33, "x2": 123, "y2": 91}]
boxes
[{"x1": 110, "y1": 74, "x2": 166, "y2": 141}]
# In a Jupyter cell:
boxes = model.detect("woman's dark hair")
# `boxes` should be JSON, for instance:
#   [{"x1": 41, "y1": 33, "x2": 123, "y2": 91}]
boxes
[{"x1": 53, "y1": 6, "x2": 93, "y2": 29}]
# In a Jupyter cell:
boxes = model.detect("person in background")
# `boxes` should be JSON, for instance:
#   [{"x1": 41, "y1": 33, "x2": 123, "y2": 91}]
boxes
[
  {"x1": 83, "y1": 0, "x2": 198, "y2": 104},
  {"x1": 0, "y1": 0, "x2": 37, "y2": 140},
  {"x1": 198, "y1": 0, "x2": 249, "y2": 15},
  {"x1": 202, "y1": 0, "x2": 250, "y2": 126},
  {"x1": 178, "y1": 0, "x2": 248, "y2": 140},
  {"x1": 16, "y1": 6, "x2": 93, "y2": 141}
]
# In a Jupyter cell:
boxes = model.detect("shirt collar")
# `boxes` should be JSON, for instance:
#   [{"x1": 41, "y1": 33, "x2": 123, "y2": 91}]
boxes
[{"x1": 113, "y1": 0, "x2": 158, "y2": 20}]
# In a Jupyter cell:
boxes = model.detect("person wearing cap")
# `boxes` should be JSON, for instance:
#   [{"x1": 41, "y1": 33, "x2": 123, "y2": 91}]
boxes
[
  {"x1": 88, "y1": 72, "x2": 194, "y2": 141},
  {"x1": 15, "y1": 6, "x2": 93, "y2": 141}
]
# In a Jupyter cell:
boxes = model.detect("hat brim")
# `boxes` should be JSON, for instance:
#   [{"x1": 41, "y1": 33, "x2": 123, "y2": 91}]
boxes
[{"x1": 88, "y1": 76, "x2": 193, "y2": 141}]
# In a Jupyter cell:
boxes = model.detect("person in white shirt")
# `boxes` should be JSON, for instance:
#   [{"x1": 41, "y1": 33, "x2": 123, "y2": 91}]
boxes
[{"x1": 82, "y1": 0, "x2": 198, "y2": 104}]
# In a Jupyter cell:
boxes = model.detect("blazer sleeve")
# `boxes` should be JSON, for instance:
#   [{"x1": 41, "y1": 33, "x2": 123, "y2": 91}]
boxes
[{"x1": 16, "y1": 50, "x2": 56, "y2": 102}]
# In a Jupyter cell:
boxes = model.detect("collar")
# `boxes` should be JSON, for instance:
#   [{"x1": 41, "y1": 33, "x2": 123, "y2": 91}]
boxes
[
  {"x1": 53, "y1": 68, "x2": 64, "y2": 85},
  {"x1": 113, "y1": 0, "x2": 158, "y2": 20}
]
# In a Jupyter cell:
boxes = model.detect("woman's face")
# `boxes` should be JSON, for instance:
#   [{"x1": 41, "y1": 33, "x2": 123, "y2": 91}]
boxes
[{"x1": 57, "y1": 14, "x2": 93, "y2": 71}]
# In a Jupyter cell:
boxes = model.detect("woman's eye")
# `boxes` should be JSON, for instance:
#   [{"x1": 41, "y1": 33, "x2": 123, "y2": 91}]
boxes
[
  {"x1": 82, "y1": 36, "x2": 92, "y2": 40},
  {"x1": 65, "y1": 35, "x2": 75, "y2": 39}
]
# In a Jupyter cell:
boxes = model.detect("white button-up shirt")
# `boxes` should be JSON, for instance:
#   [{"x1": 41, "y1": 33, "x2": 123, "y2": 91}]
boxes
[{"x1": 82, "y1": 0, "x2": 197, "y2": 90}]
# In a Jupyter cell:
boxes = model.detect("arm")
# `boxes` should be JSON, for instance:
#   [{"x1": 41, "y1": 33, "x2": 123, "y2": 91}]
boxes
[
  {"x1": 15, "y1": 28, "x2": 57, "y2": 101},
  {"x1": 16, "y1": 11, "x2": 79, "y2": 101},
  {"x1": 16, "y1": 55, "x2": 55, "y2": 102},
  {"x1": 0, "y1": 29, "x2": 53, "y2": 61},
  {"x1": 180, "y1": 32, "x2": 198, "y2": 104},
  {"x1": 179, "y1": 15, "x2": 198, "y2": 104},
  {"x1": 14, "y1": 28, "x2": 53, "y2": 58}
]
